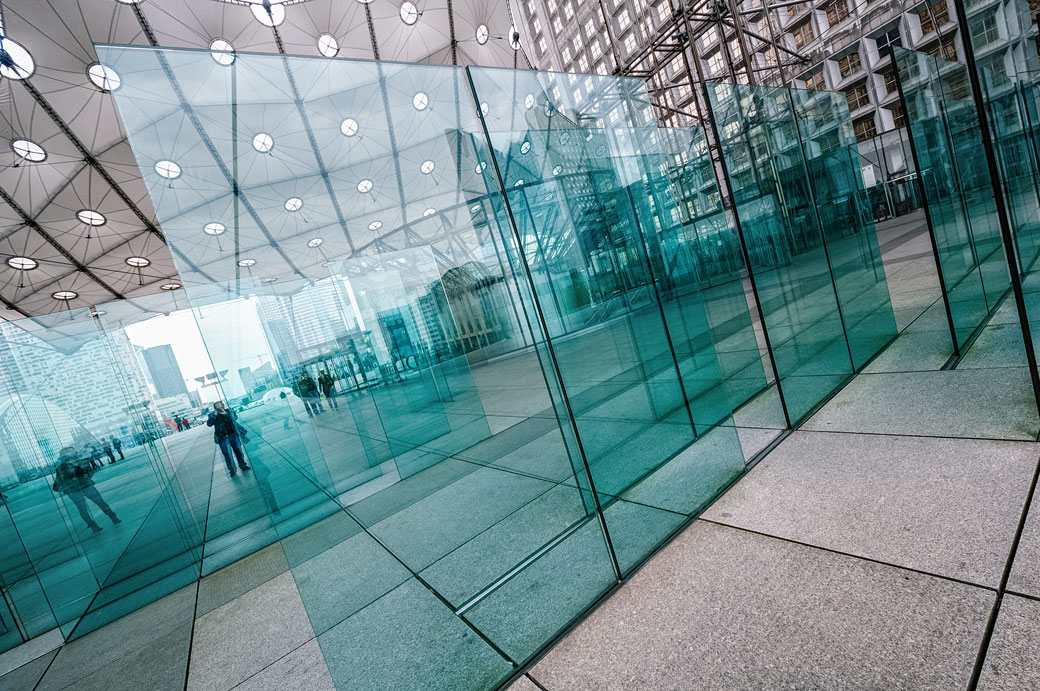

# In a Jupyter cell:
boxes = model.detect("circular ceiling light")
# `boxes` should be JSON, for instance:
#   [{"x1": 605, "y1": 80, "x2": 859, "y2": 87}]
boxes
[
  {"x1": 423, "y1": 208, "x2": 436, "y2": 216},
  {"x1": 251, "y1": 3, "x2": 285, "y2": 26},
  {"x1": 356, "y1": 0, "x2": 373, "y2": 3},
  {"x1": 412, "y1": 92, "x2": 429, "y2": 111},
  {"x1": 204, "y1": 222, "x2": 226, "y2": 235},
  {"x1": 252, "y1": 132, "x2": 274, "y2": 153},
  {"x1": 544, "y1": 101, "x2": 555, "y2": 117},
  {"x1": 470, "y1": 204, "x2": 482, "y2": 213},
  {"x1": 524, "y1": 94, "x2": 535, "y2": 109},
  {"x1": 514, "y1": 179, "x2": 524, "y2": 187},
  {"x1": 87, "y1": 63, "x2": 121, "y2": 91},
  {"x1": 155, "y1": 160, "x2": 181, "y2": 179},
  {"x1": 509, "y1": 25, "x2": 521, "y2": 50},
  {"x1": 238, "y1": 258, "x2": 257, "y2": 267},
  {"x1": 340, "y1": 118, "x2": 359, "y2": 137},
  {"x1": 11, "y1": 139, "x2": 45, "y2": 162},
  {"x1": 77, "y1": 209, "x2": 106, "y2": 226},
  {"x1": 260, "y1": 277, "x2": 278, "y2": 285},
  {"x1": 552, "y1": 165, "x2": 563, "y2": 175},
  {"x1": 420, "y1": 160, "x2": 435, "y2": 174},
  {"x1": 160, "y1": 282, "x2": 181, "y2": 290},
  {"x1": 357, "y1": 179, "x2": 373, "y2": 193},
  {"x1": 125, "y1": 256, "x2": 150, "y2": 268},
  {"x1": 520, "y1": 141, "x2": 531, "y2": 154},
  {"x1": 307, "y1": 237, "x2": 323, "y2": 248},
  {"x1": 53, "y1": 291, "x2": 78, "y2": 301},
  {"x1": 479, "y1": 102, "x2": 489, "y2": 116},
  {"x1": 0, "y1": 37, "x2": 35, "y2": 80},
  {"x1": 368, "y1": 220, "x2": 382, "y2": 231},
  {"x1": 400, "y1": 2, "x2": 419, "y2": 24},
  {"x1": 7, "y1": 256, "x2": 37, "y2": 271},
  {"x1": 476, "y1": 25, "x2": 489, "y2": 45},
  {"x1": 285, "y1": 197, "x2": 303, "y2": 212},
  {"x1": 317, "y1": 33, "x2": 339, "y2": 57},
  {"x1": 210, "y1": 39, "x2": 236, "y2": 65}
]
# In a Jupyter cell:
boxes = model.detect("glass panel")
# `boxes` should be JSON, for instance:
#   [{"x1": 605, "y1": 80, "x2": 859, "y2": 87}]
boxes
[{"x1": 705, "y1": 82, "x2": 855, "y2": 422}]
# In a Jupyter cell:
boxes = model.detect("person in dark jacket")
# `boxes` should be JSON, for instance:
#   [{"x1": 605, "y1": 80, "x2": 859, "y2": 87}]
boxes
[
  {"x1": 294, "y1": 372, "x2": 324, "y2": 417},
  {"x1": 52, "y1": 446, "x2": 120, "y2": 533},
  {"x1": 101, "y1": 439, "x2": 116, "y2": 465},
  {"x1": 207, "y1": 401, "x2": 250, "y2": 477},
  {"x1": 317, "y1": 370, "x2": 338, "y2": 410},
  {"x1": 111, "y1": 436, "x2": 124, "y2": 460}
]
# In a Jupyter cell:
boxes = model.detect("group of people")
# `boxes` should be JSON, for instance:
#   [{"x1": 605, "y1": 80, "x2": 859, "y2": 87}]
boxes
[
  {"x1": 173, "y1": 416, "x2": 192, "y2": 431},
  {"x1": 77, "y1": 436, "x2": 125, "y2": 470},
  {"x1": 291, "y1": 370, "x2": 338, "y2": 416}
]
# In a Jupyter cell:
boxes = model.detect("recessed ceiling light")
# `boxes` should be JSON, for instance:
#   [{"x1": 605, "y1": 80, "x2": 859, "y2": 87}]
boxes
[
  {"x1": 357, "y1": 179, "x2": 373, "y2": 193},
  {"x1": 520, "y1": 141, "x2": 531, "y2": 154},
  {"x1": 317, "y1": 33, "x2": 339, "y2": 57},
  {"x1": 356, "y1": 0, "x2": 373, "y2": 4},
  {"x1": 470, "y1": 204, "x2": 482, "y2": 213},
  {"x1": 204, "y1": 222, "x2": 226, "y2": 235},
  {"x1": 474, "y1": 161, "x2": 487, "y2": 173},
  {"x1": 155, "y1": 160, "x2": 181, "y2": 179},
  {"x1": 307, "y1": 237, "x2": 323, "y2": 248},
  {"x1": 368, "y1": 220, "x2": 382, "y2": 231},
  {"x1": 412, "y1": 92, "x2": 429, "y2": 111},
  {"x1": 87, "y1": 63, "x2": 121, "y2": 91},
  {"x1": 514, "y1": 179, "x2": 524, "y2": 187},
  {"x1": 11, "y1": 139, "x2": 45, "y2": 162},
  {"x1": 238, "y1": 258, "x2": 256, "y2": 267},
  {"x1": 125, "y1": 256, "x2": 150, "y2": 268},
  {"x1": 420, "y1": 160, "x2": 435, "y2": 174},
  {"x1": 400, "y1": 2, "x2": 419, "y2": 24},
  {"x1": 252, "y1": 133, "x2": 274, "y2": 153},
  {"x1": 340, "y1": 118, "x2": 359, "y2": 137},
  {"x1": 476, "y1": 25, "x2": 489, "y2": 45},
  {"x1": 115, "y1": 0, "x2": 143, "y2": 4},
  {"x1": 479, "y1": 102, "x2": 489, "y2": 116},
  {"x1": 77, "y1": 209, "x2": 106, "y2": 226},
  {"x1": 53, "y1": 291, "x2": 77, "y2": 301},
  {"x1": 423, "y1": 208, "x2": 436, "y2": 216},
  {"x1": 524, "y1": 94, "x2": 534, "y2": 109},
  {"x1": 285, "y1": 197, "x2": 303, "y2": 212},
  {"x1": 251, "y1": 2, "x2": 285, "y2": 26},
  {"x1": 7, "y1": 256, "x2": 37, "y2": 270},
  {"x1": 0, "y1": 37, "x2": 34, "y2": 80},
  {"x1": 260, "y1": 277, "x2": 278, "y2": 285},
  {"x1": 210, "y1": 39, "x2": 235, "y2": 65},
  {"x1": 160, "y1": 282, "x2": 181, "y2": 290},
  {"x1": 552, "y1": 165, "x2": 563, "y2": 175}
]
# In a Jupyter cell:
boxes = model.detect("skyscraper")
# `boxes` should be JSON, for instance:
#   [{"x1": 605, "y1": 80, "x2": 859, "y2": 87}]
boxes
[{"x1": 141, "y1": 344, "x2": 189, "y2": 399}]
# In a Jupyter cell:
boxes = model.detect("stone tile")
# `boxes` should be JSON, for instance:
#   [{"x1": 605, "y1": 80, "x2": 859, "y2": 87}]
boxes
[
  {"x1": 188, "y1": 572, "x2": 314, "y2": 691},
  {"x1": 532, "y1": 521, "x2": 992, "y2": 691},
  {"x1": 0, "y1": 650, "x2": 56, "y2": 691},
  {"x1": 504, "y1": 675, "x2": 542, "y2": 691},
  {"x1": 803, "y1": 369, "x2": 1039, "y2": 440},
  {"x1": 959, "y1": 322, "x2": 1030, "y2": 370},
  {"x1": 977, "y1": 594, "x2": 1040, "y2": 691},
  {"x1": 0, "y1": 628, "x2": 62, "y2": 677},
  {"x1": 230, "y1": 639, "x2": 335, "y2": 691},
  {"x1": 705, "y1": 431, "x2": 1038, "y2": 586},
  {"x1": 1008, "y1": 483, "x2": 1040, "y2": 599},
  {"x1": 36, "y1": 585, "x2": 195, "y2": 691},
  {"x1": 862, "y1": 330, "x2": 952, "y2": 373},
  {"x1": 197, "y1": 543, "x2": 289, "y2": 616}
]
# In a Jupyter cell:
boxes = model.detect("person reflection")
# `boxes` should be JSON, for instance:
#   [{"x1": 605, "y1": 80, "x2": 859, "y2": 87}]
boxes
[
  {"x1": 292, "y1": 372, "x2": 324, "y2": 417},
  {"x1": 317, "y1": 370, "x2": 338, "y2": 411},
  {"x1": 52, "y1": 446, "x2": 121, "y2": 533},
  {"x1": 207, "y1": 401, "x2": 251, "y2": 478}
]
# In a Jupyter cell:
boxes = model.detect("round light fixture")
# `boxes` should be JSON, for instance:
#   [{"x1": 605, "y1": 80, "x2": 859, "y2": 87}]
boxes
[
  {"x1": 423, "y1": 207, "x2": 436, "y2": 216},
  {"x1": 476, "y1": 25, "x2": 489, "y2": 45},
  {"x1": 160, "y1": 282, "x2": 181, "y2": 290},
  {"x1": 514, "y1": 179, "x2": 524, "y2": 187},
  {"x1": 317, "y1": 33, "x2": 339, "y2": 57},
  {"x1": 412, "y1": 92, "x2": 429, "y2": 111},
  {"x1": 0, "y1": 37, "x2": 34, "y2": 80},
  {"x1": 420, "y1": 160, "x2": 435, "y2": 174},
  {"x1": 125, "y1": 256, "x2": 150, "y2": 268},
  {"x1": 77, "y1": 209, "x2": 106, "y2": 226},
  {"x1": 252, "y1": 133, "x2": 274, "y2": 153},
  {"x1": 238, "y1": 258, "x2": 257, "y2": 267},
  {"x1": 520, "y1": 141, "x2": 531, "y2": 154},
  {"x1": 470, "y1": 204, "x2": 482, "y2": 213},
  {"x1": 307, "y1": 237, "x2": 323, "y2": 248},
  {"x1": 357, "y1": 179, "x2": 373, "y2": 193},
  {"x1": 210, "y1": 39, "x2": 236, "y2": 65},
  {"x1": 53, "y1": 291, "x2": 78, "y2": 301},
  {"x1": 285, "y1": 197, "x2": 303, "y2": 212},
  {"x1": 87, "y1": 63, "x2": 121, "y2": 91},
  {"x1": 11, "y1": 139, "x2": 45, "y2": 162},
  {"x1": 204, "y1": 222, "x2": 226, "y2": 236},
  {"x1": 524, "y1": 94, "x2": 535, "y2": 109},
  {"x1": 368, "y1": 220, "x2": 382, "y2": 231},
  {"x1": 155, "y1": 160, "x2": 181, "y2": 179},
  {"x1": 340, "y1": 118, "x2": 359, "y2": 137},
  {"x1": 251, "y1": 3, "x2": 285, "y2": 26},
  {"x1": 479, "y1": 102, "x2": 489, "y2": 116},
  {"x1": 7, "y1": 256, "x2": 37, "y2": 271},
  {"x1": 552, "y1": 165, "x2": 563, "y2": 175},
  {"x1": 400, "y1": 2, "x2": 419, "y2": 25}
]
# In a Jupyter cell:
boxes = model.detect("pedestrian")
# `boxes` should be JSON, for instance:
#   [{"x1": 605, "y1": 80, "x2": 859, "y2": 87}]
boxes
[
  {"x1": 317, "y1": 370, "x2": 338, "y2": 410},
  {"x1": 295, "y1": 372, "x2": 324, "y2": 417},
  {"x1": 111, "y1": 436, "x2": 124, "y2": 460},
  {"x1": 207, "y1": 401, "x2": 250, "y2": 477},
  {"x1": 52, "y1": 446, "x2": 120, "y2": 533},
  {"x1": 181, "y1": 417, "x2": 191, "y2": 429},
  {"x1": 101, "y1": 439, "x2": 116, "y2": 465}
]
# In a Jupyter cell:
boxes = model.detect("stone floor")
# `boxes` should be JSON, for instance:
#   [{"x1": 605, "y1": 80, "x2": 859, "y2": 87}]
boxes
[{"x1": 5, "y1": 212, "x2": 1040, "y2": 690}]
